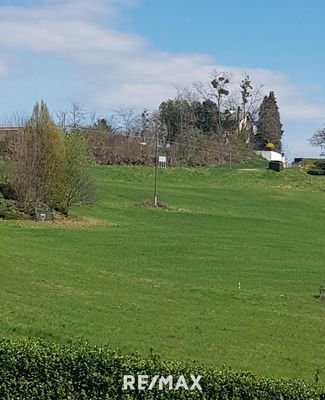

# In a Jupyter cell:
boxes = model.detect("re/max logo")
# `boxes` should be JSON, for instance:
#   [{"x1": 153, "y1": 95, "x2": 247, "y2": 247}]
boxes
[{"x1": 123, "y1": 374, "x2": 202, "y2": 391}]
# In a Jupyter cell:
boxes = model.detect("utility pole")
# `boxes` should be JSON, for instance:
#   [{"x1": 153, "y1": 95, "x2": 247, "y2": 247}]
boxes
[{"x1": 153, "y1": 130, "x2": 158, "y2": 207}]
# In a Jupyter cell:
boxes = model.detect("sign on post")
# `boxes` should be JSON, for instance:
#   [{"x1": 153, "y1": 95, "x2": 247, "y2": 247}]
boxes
[
  {"x1": 158, "y1": 156, "x2": 167, "y2": 168},
  {"x1": 35, "y1": 206, "x2": 53, "y2": 222}
]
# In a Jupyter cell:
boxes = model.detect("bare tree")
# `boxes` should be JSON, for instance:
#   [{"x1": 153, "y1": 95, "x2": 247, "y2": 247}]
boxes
[
  {"x1": 89, "y1": 110, "x2": 99, "y2": 127},
  {"x1": 0, "y1": 112, "x2": 27, "y2": 127},
  {"x1": 193, "y1": 71, "x2": 231, "y2": 133},
  {"x1": 309, "y1": 128, "x2": 325, "y2": 147},
  {"x1": 68, "y1": 102, "x2": 88, "y2": 129},
  {"x1": 56, "y1": 111, "x2": 68, "y2": 132},
  {"x1": 240, "y1": 74, "x2": 253, "y2": 117},
  {"x1": 226, "y1": 78, "x2": 264, "y2": 121},
  {"x1": 210, "y1": 71, "x2": 231, "y2": 132},
  {"x1": 112, "y1": 107, "x2": 140, "y2": 136}
]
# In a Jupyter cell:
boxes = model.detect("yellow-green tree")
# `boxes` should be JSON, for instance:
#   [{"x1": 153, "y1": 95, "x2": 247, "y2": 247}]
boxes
[
  {"x1": 10, "y1": 101, "x2": 65, "y2": 211},
  {"x1": 62, "y1": 133, "x2": 95, "y2": 215},
  {"x1": 10, "y1": 101, "x2": 95, "y2": 215}
]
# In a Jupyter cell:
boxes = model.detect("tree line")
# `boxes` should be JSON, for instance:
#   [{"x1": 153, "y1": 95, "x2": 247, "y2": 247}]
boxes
[
  {"x1": 50, "y1": 72, "x2": 283, "y2": 166},
  {"x1": 0, "y1": 71, "x2": 284, "y2": 219}
]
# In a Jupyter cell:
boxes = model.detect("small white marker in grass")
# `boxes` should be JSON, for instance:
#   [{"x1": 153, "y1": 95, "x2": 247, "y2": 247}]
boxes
[{"x1": 238, "y1": 282, "x2": 241, "y2": 290}]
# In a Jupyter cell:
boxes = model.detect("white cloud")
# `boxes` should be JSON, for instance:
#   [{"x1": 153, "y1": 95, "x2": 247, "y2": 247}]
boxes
[
  {"x1": 0, "y1": 1, "x2": 145, "y2": 58},
  {"x1": 0, "y1": 60, "x2": 10, "y2": 77},
  {"x1": 285, "y1": 142, "x2": 320, "y2": 159},
  {"x1": 0, "y1": 0, "x2": 324, "y2": 123},
  {"x1": 279, "y1": 101, "x2": 325, "y2": 120},
  {"x1": 0, "y1": 57, "x2": 27, "y2": 78}
]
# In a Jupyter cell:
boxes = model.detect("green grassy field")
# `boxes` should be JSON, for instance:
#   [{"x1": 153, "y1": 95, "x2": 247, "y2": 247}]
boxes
[{"x1": 1, "y1": 163, "x2": 325, "y2": 382}]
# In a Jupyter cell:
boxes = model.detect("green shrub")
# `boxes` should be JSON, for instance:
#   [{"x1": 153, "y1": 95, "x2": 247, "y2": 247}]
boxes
[
  {"x1": 315, "y1": 160, "x2": 325, "y2": 171},
  {"x1": 307, "y1": 168, "x2": 325, "y2": 175},
  {"x1": 1, "y1": 200, "x2": 27, "y2": 220},
  {"x1": 304, "y1": 160, "x2": 325, "y2": 175},
  {"x1": 0, "y1": 183, "x2": 17, "y2": 200},
  {"x1": 0, "y1": 193, "x2": 7, "y2": 218},
  {"x1": 0, "y1": 338, "x2": 324, "y2": 399}
]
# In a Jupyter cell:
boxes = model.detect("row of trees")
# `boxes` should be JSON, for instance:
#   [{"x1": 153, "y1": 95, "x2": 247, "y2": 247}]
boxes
[
  {"x1": 158, "y1": 74, "x2": 283, "y2": 152},
  {"x1": 44, "y1": 73, "x2": 283, "y2": 167}
]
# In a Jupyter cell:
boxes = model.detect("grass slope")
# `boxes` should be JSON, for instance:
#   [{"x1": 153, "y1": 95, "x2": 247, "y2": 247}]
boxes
[{"x1": 1, "y1": 164, "x2": 325, "y2": 382}]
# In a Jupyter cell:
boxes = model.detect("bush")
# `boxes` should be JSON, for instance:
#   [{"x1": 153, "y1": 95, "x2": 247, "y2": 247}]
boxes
[
  {"x1": 0, "y1": 183, "x2": 17, "y2": 200},
  {"x1": 303, "y1": 159, "x2": 325, "y2": 176},
  {"x1": 0, "y1": 338, "x2": 324, "y2": 399},
  {"x1": 0, "y1": 193, "x2": 7, "y2": 217},
  {"x1": 0, "y1": 195, "x2": 29, "y2": 220},
  {"x1": 265, "y1": 142, "x2": 275, "y2": 150},
  {"x1": 307, "y1": 169, "x2": 325, "y2": 176}
]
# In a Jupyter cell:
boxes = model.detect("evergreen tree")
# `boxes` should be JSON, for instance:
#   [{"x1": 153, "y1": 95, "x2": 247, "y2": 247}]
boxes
[
  {"x1": 194, "y1": 100, "x2": 219, "y2": 135},
  {"x1": 159, "y1": 99, "x2": 195, "y2": 143},
  {"x1": 255, "y1": 91, "x2": 283, "y2": 151}
]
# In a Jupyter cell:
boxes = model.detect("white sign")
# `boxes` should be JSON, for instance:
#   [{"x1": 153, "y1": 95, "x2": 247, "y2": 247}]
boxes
[{"x1": 158, "y1": 156, "x2": 166, "y2": 163}]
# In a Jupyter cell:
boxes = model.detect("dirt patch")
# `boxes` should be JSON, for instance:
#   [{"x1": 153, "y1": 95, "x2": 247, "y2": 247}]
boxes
[
  {"x1": 167, "y1": 207, "x2": 193, "y2": 213},
  {"x1": 136, "y1": 200, "x2": 168, "y2": 210},
  {"x1": 175, "y1": 207, "x2": 192, "y2": 213},
  {"x1": 272, "y1": 184, "x2": 293, "y2": 190},
  {"x1": 136, "y1": 201, "x2": 193, "y2": 214},
  {"x1": 18, "y1": 213, "x2": 109, "y2": 229},
  {"x1": 237, "y1": 168, "x2": 259, "y2": 171}
]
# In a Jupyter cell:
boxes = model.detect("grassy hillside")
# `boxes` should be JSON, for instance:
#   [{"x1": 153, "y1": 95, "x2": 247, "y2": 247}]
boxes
[{"x1": 1, "y1": 164, "x2": 325, "y2": 382}]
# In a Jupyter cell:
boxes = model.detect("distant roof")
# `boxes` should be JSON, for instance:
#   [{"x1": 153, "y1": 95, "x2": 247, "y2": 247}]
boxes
[
  {"x1": 0, "y1": 127, "x2": 23, "y2": 131},
  {"x1": 293, "y1": 157, "x2": 324, "y2": 162},
  {"x1": 0, "y1": 127, "x2": 23, "y2": 137}
]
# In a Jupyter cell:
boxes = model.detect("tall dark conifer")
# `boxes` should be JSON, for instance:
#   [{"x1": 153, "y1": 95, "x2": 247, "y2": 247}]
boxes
[{"x1": 255, "y1": 91, "x2": 283, "y2": 151}]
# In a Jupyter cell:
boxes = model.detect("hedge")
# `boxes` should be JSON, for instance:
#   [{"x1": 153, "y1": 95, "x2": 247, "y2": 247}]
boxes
[{"x1": 0, "y1": 338, "x2": 324, "y2": 399}]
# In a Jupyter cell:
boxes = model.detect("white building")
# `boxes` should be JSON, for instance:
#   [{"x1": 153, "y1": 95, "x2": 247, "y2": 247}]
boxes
[{"x1": 256, "y1": 150, "x2": 286, "y2": 166}]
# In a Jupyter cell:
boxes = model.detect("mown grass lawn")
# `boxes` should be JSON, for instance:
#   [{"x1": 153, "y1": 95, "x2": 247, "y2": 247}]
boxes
[{"x1": 1, "y1": 164, "x2": 325, "y2": 382}]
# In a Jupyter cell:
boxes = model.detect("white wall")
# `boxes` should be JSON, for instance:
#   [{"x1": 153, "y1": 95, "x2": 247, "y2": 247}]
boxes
[{"x1": 256, "y1": 150, "x2": 286, "y2": 164}]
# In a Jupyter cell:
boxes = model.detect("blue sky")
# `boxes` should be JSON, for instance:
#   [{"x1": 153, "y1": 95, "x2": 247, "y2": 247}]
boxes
[{"x1": 0, "y1": 0, "x2": 324, "y2": 158}]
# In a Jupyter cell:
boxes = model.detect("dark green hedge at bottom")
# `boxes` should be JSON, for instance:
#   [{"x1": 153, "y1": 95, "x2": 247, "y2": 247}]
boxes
[{"x1": 0, "y1": 338, "x2": 324, "y2": 400}]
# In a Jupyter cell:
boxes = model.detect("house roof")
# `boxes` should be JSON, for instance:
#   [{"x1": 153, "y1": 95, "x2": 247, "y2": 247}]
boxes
[
  {"x1": 0, "y1": 127, "x2": 23, "y2": 137},
  {"x1": 0, "y1": 127, "x2": 23, "y2": 131}
]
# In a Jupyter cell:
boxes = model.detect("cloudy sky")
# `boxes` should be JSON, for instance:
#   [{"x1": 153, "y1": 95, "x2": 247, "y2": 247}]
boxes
[{"x1": 0, "y1": 0, "x2": 325, "y2": 158}]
